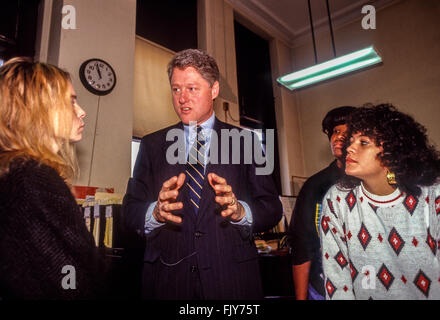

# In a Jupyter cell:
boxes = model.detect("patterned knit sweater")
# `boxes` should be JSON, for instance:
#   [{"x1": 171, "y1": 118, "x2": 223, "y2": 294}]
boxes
[
  {"x1": 0, "y1": 159, "x2": 106, "y2": 299},
  {"x1": 320, "y1": 183, "x2": 440, "y2": 299}
]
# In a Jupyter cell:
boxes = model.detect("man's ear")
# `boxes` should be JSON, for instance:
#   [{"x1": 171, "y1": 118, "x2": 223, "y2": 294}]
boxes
[{"x1": 211, "y1": 81, "x2": 219, "y2": 100}]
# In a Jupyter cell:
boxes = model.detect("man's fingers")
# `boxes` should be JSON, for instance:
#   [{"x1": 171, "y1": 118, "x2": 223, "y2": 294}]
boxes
[
  {"x1": 213, "y1": 173, "x2": 227, "y2": 185},
  {"x1": 159, "y1": 211, "x2": 182, "y2": 224},
  {"x1": 159, "y1": 190, "x2": 178, "y2": 201},
  {"x1": 208, "y1": 173, "x2": 227, "y2": 189},
  {"x1": 155, "y1": 202, "x2": 183, "y2": 224},
  {"x1": 162, "y1": 202, "x2": 183, "y2": 212},
  {"x1": 207, "y1": 173, "x2": 215, "y2": 189},
  {"x1": 155, "y1": 174, "x2": 187, "y2": 225},
  {"x1": 162, "y1": 175, "x2": 179, "y2": 191},
  {"x1": 213, "y1": 184, "x2": 232, "y2": 195},
  {"x1": 221, "y1": 203, "x2": 245, "y2": 222},
  {"x1": 215, "y1": 196, "x2": 235, "y2": 206},
  {"x1": 159, "y1": 173, "x2": 186, "y2": 201},
  {"x1": 175, "y1": 173, "x2": 186, "y2": 190},
  {"x1": 221, "y1": 208, "x2": 234, "y2": 217}
]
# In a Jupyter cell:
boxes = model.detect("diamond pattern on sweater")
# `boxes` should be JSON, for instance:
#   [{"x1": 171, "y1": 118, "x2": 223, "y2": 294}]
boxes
[
  {"x1": 349, "y1": 261, "x2": 358, "y2": 281},
  {"x1": 435, "y1": 196, "x2": 440, "y2": 215},
  {"x1": 378, "y1": 234, "x2": 383, "y2": 243},
  {"x1": 321, "y1": 215, "x2": 329, "y2": 235},
  {"x1": 368, "y1": 202, "x2": 378, "y2": 213},
  {"x1": 412, "y1": 237, "x2": 419, "y2": 247},
  {"x1": 325, "y1": 278, "x2": 336, "y2": 298},
  {"x1": 377, "y1": 264, "x2": 394, "y2": 291},
  {"x1": 321, "y1": 184, "x2": 440, "y2": 300},
  {"x1": 388, "y1": 227, "x2": 405, "y2": 255},
  {"x1": 327, "y1": 199, "x2": 337, "y2": 218},
  {"x1": 426, "y1": 228, "x2": 437, "y2": 256},
  {"x1": 345, "y1": 190, "x2": 357, "y2": 211},
  {"x1": 403, "y1": 194, "x2": 418, "y2": 215},
  {"x1": 414, "y1": 270, "x2": 431, "y2": 297},
  {"x1": 357, "y1": 223, "x2": 371, "y2": 250},
  {"x1": 334, "y1": 251, "x2": 348, "y2": 270}
]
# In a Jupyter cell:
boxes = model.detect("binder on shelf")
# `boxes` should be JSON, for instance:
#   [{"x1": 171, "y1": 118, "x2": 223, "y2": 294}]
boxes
[{"x1": 92, "y1": 203, "x2": 102, "y2": 247}]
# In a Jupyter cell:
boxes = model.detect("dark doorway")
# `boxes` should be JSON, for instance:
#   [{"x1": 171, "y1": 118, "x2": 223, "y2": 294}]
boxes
[
  {"x1": 234, "y1": 21, "x2": 281, "y2": 194},
  {"x1": 136, "y1": 0, "x2": 197, "y2": 52},
  {"x1": 0, "y1": 0, "x2": 40, "y2": 62}
]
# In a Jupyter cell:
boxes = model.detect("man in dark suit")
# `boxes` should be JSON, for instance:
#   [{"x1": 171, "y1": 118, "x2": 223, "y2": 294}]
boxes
[
  {"x1": 287, "y1": 106, "x2": 356, "y2": 300},
  {"x1": 122, "y1": 49, "x2": 282, "y2": 300}
]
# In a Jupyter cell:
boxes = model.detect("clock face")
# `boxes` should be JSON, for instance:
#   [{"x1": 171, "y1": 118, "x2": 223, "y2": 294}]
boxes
[{"x1": 79, "y1": 59, "x2": 116, "y2": 96}]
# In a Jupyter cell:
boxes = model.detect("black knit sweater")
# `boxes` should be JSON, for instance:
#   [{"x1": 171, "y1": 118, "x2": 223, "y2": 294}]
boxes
[{"x1": 0, "y1": 159, "x2": 106, "y2": 299}]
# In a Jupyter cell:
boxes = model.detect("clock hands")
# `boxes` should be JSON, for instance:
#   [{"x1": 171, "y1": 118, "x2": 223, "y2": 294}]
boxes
[
  {"x1": 81, "y1": 59, "x2": 115, "y2": 95},
  {"x1": 95, "y1": 63, "x2": 102, "y2": 80}
]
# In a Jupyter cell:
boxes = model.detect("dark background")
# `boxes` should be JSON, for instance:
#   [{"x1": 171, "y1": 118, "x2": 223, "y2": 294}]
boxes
[
  {"x1": 0, "y1": 0, "x2": 40, "y2": 61},
  {"x1": 234, "y1": 21, "x2": 281, "y2": 195},
  {"x1": 136, "y1": 0, "x2": 198, "y2": 52}
]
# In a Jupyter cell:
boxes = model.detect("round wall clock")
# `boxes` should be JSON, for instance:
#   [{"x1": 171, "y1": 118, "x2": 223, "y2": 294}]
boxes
[{"x1": 79, "y1": 58, "x2": 116, "y2": 96}]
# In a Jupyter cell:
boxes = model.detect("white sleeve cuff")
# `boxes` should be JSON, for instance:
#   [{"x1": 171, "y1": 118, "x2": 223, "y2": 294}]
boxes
[
  {"x1": 230, "y1": 200, "x2": 253, "y2": 226},
  {"x1": 145, "y1": 201, "x2": 165, "y2": 234}
]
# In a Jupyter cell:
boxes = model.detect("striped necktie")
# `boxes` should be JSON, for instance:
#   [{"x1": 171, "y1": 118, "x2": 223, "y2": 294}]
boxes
[{"x1": 186, "y1": 125, "x2": 207, "y2": 213}]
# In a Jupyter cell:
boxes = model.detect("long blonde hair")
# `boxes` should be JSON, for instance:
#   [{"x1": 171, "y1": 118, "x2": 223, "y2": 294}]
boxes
[{"x1": 0, "y1": 57, "x2": 78, "y2": 181}]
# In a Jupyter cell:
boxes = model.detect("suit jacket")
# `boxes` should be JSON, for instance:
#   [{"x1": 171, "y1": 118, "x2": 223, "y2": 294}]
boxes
[{"x1": 122, "y1": 118, "x2": 282, "y2": 299}]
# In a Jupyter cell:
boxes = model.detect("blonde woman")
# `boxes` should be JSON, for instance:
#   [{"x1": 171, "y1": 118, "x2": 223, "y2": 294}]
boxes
[{"x1": 0, "y1": 58, "x2": 104, "y2": 299}]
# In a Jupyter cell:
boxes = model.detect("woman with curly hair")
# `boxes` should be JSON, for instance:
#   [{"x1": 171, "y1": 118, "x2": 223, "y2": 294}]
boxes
[
  {"x1": 320, "y1": 104, "x2": 440, "y2": 300},
  {"x1": 0, "y1": 57, "x2": 106, "y2": 299}
]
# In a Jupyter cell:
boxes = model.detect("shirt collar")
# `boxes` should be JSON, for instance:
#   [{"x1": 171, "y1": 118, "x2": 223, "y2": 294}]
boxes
[
  {"x1": 183, "y1": 112, "x2": 216, "y2": 141},
  {"x1": 360, "y1": 182, "x2": 403, "y2": 207}
]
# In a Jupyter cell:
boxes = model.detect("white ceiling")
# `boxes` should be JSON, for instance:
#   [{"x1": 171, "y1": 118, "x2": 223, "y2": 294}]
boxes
[{"x1": 230, "y1": 0, "x2": 398, "y2": 47}]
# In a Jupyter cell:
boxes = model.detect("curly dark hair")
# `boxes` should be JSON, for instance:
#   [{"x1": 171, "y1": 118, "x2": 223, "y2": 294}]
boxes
[
  {"x1": 322, "y1": 106, "x2": 357, "y2": 140},
  {"x1": 340, "y1": 103, "x2": 440, "y2": 196},
  {"x1": 167, "y1": 49, "x2": 219, "y2": 86}
]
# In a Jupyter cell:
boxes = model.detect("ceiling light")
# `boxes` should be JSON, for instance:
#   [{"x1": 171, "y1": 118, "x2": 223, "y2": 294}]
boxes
[
  {"x1": 277, "y1": 0, "x2": 383, "y2": 91},
  {"x1": 277, "y1": 46, "x2": 382, "y2": 90}
]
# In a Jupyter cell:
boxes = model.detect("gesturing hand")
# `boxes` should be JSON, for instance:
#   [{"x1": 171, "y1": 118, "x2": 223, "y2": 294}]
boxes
[
  {"x1": 153, "y1": 173, "x2": 186, "y2": 224},
  {"x1": 208, "y1": 172, "x2": 245, "y2": 222}
]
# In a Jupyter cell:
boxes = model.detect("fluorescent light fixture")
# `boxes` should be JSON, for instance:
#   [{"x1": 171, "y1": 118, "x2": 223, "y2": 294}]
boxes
[{"x1": 277, "y1": 46, "x2": 382, "y2": 90}]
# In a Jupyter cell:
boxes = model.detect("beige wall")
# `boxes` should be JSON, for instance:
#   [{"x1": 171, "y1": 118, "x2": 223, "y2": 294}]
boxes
[
  {"x1": 198, "y1": 0, "x2": 241, "y2": 125},
  {"x1": 270, "y1": 39, "x2": 305, "y2": 195},
  {"x1": 291, "y1": 0, "x2": 440, "y2": 177},
  {"x1": 40, "y1": 0, "x2": 137, "y2": 193}
]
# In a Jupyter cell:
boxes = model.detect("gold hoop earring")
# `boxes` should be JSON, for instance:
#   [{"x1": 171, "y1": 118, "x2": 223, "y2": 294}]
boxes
[{"x1": 386, "y1": 171, "x2": 397, "y2": 185}]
